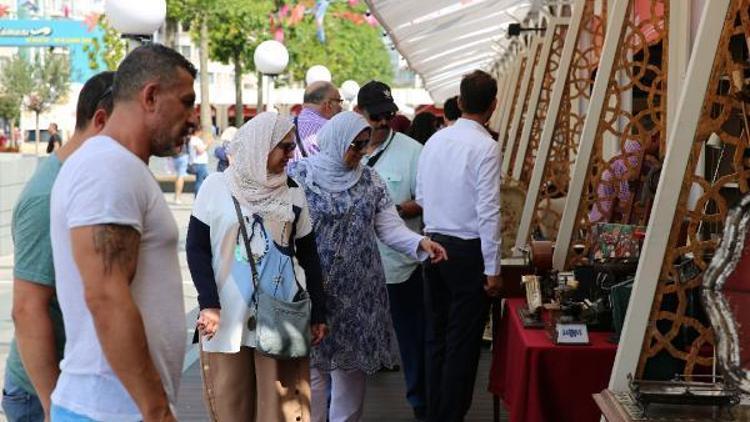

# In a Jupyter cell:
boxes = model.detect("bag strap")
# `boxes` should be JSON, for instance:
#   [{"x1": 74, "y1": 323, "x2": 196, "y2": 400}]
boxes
[
  {"x1": 366, "y1": 129, "x2": 396, "y2": 168},
  {"x1": 293, "y1": 117, "x2": 308, "y2": 158},
  {"x1": 232, "y1": 197, "x2": 306, "y2": 295},
  {"x1": 232, "y1": 197, "x2": 260, "y2": 309}
]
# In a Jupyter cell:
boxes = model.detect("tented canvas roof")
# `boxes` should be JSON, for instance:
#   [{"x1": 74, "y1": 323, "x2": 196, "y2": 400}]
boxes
[{"x1": 365, "y1": 0, "x2": 534, "y2": 103}]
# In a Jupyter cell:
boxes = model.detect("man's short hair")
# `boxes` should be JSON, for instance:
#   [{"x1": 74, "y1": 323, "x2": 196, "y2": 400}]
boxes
[
  {"x1": 75, "y1": 71, "x2": 115, "y2": 130},
  {"x1": 443, "y1": 96, "x2": 461, "y2": 121},
  {"x1": 49, "y1": 123, "x2": 58, "y2": 131},
  {"x1": 303, "y1": 81, "x2": 336, "y2": 104},
  {"x1": 459, "y1": 70, "x2": 498, "y2": 115},
  {"x1": 112, "y1": 43, "x2": 197, "y2": 102}
]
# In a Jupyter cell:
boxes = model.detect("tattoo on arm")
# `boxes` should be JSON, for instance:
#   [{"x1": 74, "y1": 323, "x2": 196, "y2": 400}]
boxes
[{"x1": 92, "y1": 225, "x2": 140, "y2": 276}]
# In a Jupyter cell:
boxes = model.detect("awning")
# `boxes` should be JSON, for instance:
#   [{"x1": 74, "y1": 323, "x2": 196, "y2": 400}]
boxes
[{"x1": 365, "y1": 0, "x2": 534, "y2": 104}]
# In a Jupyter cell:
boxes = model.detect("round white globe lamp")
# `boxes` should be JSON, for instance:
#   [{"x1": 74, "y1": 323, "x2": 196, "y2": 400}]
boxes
[
  {"x1": 254, "y1": 40, "x2": 290, "y2": 113},
  {"x1": 105, "y1": 0, "x2": 166, "y2": 38},
  {"x1": 254, "y1": 40, "x2": 290, "y2": 76},
  {"x1": 341, "y1": 80, "x2": 360, "y2": 102},
  {"x1": 306, "y1": 65, "x2": 332, "y2": 85}
]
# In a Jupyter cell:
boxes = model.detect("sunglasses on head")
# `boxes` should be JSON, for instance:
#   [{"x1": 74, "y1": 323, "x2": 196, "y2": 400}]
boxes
[
  {"x1": 96, "y1": 86, "x2": 113, "y2": 107},
  {"x1": 276, "y1": 141, "x2": 297, "y2": 153},
  {"x1": 369, "y1": 111, "x2": 395, "y2": 122},
  {"x1": 349, "y1": 137, "x2": 370, "y2": 151}
]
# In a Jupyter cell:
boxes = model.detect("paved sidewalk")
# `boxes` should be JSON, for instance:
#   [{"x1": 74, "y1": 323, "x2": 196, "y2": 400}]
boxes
[{"x1": 0, "y1": 193, "x2": 199, "y2": 422}]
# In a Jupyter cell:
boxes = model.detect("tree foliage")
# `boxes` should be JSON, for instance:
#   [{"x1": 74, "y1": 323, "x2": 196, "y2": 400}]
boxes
[
  {"x1": 26, "y1": 53, "x2": 71, "y2": 114},
  {"x1": 83, "y1": 16, "x2": 127, "y2": 71},
  {"x1": 0, "y1": 56, "x2": 33, "y2": 121},
  {"x1": 163, "y1": 0, "x2": 393, "y2": 93},
  {"x1": 283, "y1": 2, "x2": 392, "y2": 86},
  {"x1": 204, "y1": 0, "x2": 275, "y2": 72}
]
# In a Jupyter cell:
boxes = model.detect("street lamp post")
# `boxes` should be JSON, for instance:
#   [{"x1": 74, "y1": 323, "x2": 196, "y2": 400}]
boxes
[
  {"x1": 105, "y1": 0, "x2": 167, "y2": 50},
  {"x1": 254, "y1": 40, "x2": 289, "y2": 114},
  {"x1": 341, "y1": 80, "x2": 360, "y2": 111},
  {"x1": 305, "y1": 65, "x2": 332, "y2": 85}
]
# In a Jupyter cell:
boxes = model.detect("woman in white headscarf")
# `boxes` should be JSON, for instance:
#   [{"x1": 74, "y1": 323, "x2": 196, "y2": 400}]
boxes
[
  {"x1": 186, "y1": 112, "x2": 328, "y2": 422},
  {"x1": 288, "y1": 111, "x2": 447, "y2": 422}
]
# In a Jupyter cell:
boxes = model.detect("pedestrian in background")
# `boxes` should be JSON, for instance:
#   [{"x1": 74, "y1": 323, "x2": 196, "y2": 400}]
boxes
[
  {"x1": 407, "y1": 112, "x2": 439, "y2": 145},
  {"x1": 189, "y1": 127, "x2": 211, "y2": 195},
  {"x1": 291, "y1": 81, "x2": 343, "y2": 163},
  {"x1": 3, "y1": 71, "x2": 114, "y2": 422}
]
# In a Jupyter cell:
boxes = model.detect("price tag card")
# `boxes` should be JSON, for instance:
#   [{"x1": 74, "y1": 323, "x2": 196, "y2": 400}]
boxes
[{"x1": 555, "y1": 323, "x2": 590, "y2": 345}]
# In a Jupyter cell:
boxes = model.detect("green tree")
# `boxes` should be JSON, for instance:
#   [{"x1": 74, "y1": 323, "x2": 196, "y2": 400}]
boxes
[
  {"x1": 0, "y1": 57, "x2": 34, "y2": 148},
  {"x1": 83, "y1": 15, "x2": 127, "y2": 71},
  {"x1": 284, "y1": 2, "x2": 393, "y2": 86},
  {"x1": 26, "y1": 53, "x2": 71, "y2": 154},
  {"x1": 206, "y1": 0, "x2": 275, "y2": 126},
  {"x1": 166, "y1": 0, "x2": 223, "y2": 136}
]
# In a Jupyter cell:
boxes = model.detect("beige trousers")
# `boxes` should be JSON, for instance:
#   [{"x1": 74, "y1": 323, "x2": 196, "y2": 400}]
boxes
[{"x1": 199, "y1": 346, "x2": 311, "y2": 422}]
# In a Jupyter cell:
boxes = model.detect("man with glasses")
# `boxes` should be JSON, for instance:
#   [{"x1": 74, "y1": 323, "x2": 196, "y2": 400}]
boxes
[
  {"x1": 291, "y1": 81, "x2": 343, "y2": 162},
  {"x1": 3, "y1": 71, "x2": 114, "y2": 422},
  {"x1": 356, "y1": 80, "x2": 427, "y2": 420}
]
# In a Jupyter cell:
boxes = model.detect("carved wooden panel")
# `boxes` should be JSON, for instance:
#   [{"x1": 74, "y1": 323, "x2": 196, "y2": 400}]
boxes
[
  {"x1": 565, "y1": 0, "x2": 669, "y2": 267},
  {"x1": 520, "y1": 24, "x2": 569, "y2": 187},
  {"x1": 637, "y1": 0, "x2": 750, "y2": 379},
  {"x1": 508, "y1": 43, "x2": 544, "y2": 178},
  {"x1": 501, "y1": 56, "x2": 528, "y2": 157},
  {"x1": 528, "y1": 0, "x2": 607, "y2": 241}
]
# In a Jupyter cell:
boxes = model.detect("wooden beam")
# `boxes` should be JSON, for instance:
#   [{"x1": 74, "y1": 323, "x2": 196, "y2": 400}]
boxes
[{"x1": 607, "y1": 0, "x2": 730, "y2": 391}]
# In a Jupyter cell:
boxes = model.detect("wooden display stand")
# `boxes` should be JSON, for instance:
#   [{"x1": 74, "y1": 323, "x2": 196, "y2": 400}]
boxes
[{"x1": 595, "y1": 389, "x2": 750, "y2": 422}]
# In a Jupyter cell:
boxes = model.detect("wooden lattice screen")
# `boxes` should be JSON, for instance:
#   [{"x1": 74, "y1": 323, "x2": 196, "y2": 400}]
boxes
[
  {"x1": 500, "y1": 56, "x2": 527, "y2": 156},
  {"x1": 507, "y1": 43, "x2": 544, "y2": 180},
  {"x1": 637, "y1": 0, "x2": 750, "y2": 379},
  {"x1": 565, "y1": 0, "x2": 669, "y2": 267},
  {"x1": 527, "y1": 0, "x2": 607, "y2": 241},
  {"x1": 518, "y1": 24, "x2": 570, "y2": 186}
]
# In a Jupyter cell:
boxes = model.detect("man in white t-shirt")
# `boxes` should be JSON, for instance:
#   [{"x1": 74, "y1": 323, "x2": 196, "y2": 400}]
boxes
[
  {"x1": 188, "y1": 127, "x2": 210, "y2": 195},
  {"x1": 49, "y1": 44, "x2": 198, "y2": 421}
]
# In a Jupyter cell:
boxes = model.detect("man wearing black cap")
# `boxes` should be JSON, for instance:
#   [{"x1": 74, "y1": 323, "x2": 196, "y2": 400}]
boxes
[{"x1": 356, "y1": 80, "x2": 427, "y2": 420}]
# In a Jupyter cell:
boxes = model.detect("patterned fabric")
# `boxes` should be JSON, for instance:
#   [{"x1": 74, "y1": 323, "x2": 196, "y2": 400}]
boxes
[
  {"x1": 291, "y1": 108, "x2": 327, "y2": 162},
  {"x1": 589, "y1": 139, "x2": 642, "y2": 223},
  {"x1": 296, "y1": 111, "x2": 370, "y2": 193},
  {"x1": 288, "y1": 163, "x2": 400, "y2": 375}
]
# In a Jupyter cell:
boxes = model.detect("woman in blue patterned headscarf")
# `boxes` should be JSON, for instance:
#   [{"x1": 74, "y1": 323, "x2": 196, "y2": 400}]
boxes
[{"x1": 288, "y1": 111, "x2": 447, "y2": 422}]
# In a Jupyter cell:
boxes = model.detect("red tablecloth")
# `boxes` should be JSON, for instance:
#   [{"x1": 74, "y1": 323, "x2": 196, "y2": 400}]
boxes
[{"x1": 489, "y1": 298, "x2": 617, "y2": 422}]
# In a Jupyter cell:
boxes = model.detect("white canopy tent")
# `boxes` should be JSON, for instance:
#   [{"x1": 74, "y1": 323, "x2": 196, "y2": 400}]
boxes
[{"x1": 365, "y1": 0, "x2": 536, "y2": 103}]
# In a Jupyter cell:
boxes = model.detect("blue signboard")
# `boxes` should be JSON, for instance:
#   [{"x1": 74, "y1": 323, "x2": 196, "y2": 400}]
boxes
[{"x1": 0, "y1": 19, "x2": 105, "y2": 83}]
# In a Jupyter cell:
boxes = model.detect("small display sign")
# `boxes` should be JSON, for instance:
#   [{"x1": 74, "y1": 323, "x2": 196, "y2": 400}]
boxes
[{"x1": 555, "y1": 323, "x2": 590, "y2": 345}]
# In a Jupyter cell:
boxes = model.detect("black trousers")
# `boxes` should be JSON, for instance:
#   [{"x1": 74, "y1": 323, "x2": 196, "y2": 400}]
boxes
[
  {"x1": 424, "y1": 234, "x2": 489, "y2": 422},
  {"x1": 387, "y1": 268, "x2": 427, "y2": 413}
]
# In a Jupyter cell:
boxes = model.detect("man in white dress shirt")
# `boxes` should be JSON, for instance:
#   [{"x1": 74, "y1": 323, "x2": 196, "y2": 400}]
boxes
[{"x1": 416, "y1": 70, "x2": 502, "y2": 422}]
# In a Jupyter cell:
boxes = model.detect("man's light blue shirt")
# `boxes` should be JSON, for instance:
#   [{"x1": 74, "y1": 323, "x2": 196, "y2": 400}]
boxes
[{"x1": 363, "y1": 131, "x2": 423, "y2": 284}]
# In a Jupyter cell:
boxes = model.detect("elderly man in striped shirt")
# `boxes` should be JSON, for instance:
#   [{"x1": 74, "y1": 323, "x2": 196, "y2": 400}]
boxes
[{"x1": 291, "y1": 81, "x2": 343, "y2": 162}]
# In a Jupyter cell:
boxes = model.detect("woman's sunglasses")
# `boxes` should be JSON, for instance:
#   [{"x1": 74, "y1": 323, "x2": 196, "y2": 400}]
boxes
[
  {"x1": 369, "y1": 111, "x2": 395, "y2": 122},
  {"x1": 276, "y1": 141, "x2": 297, "y2": 153}
]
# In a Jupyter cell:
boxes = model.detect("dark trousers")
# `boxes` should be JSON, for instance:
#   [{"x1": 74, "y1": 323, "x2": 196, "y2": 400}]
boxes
[
  {"x1": 424, "y1": 234, "x2": 488, "y2": 422},
  {"x1": 387, "y1": 268, "x2": 427, "y2": 413}
]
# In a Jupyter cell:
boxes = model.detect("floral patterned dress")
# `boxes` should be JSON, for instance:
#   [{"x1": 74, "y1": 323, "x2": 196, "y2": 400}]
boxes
[{"x1": 289, "y1": 163, "x2": 399, "y2": 375}]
